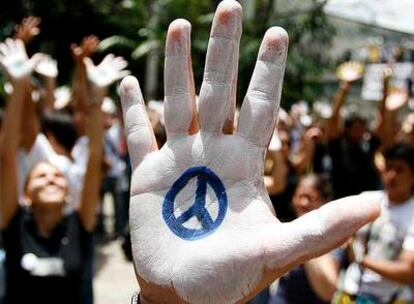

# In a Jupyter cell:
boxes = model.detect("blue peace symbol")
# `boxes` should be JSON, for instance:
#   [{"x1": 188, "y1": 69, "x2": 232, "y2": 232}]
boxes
[{"x1": 162, "y1": 166, "x2": 228, "y2": 240}]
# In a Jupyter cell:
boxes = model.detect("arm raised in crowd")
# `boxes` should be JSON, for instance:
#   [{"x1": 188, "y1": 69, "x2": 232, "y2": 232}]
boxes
[
  {"x1": 375, "y1": 69, "x2": 410, "y2": 150},
  {"x1": 78, "y1": 55, "x2": 128, "y2": 231},
  {"x1": 0, "y1": 38, "x2": 39, "y2": 228},
  {"x1": 70, "y1": 35, "x2": 99, "y2": 112},
  {"x1": 292, "y1": 127, "x2": 322, "y2": 175},
  {"x1": 265, "y1": 131, "x2": 288, "y2": 195},
  {"x1": 0, "y1": 80, "x2": 28, "y2": 229},
  {"x1": 78, "y1": 88, "x2": 104, "y2": 232},
  {"x1": 14, "y1": 16, "x2": 41, "y2": 45},
  {"x1": 0, "y1": 39, "x2": 44, "y2": 152},
  {"x1": 35, "y1": 55, "x2": 58, "y2": 113},
  {"x1": 325, "y1": 81, "x2": 350, "y2": 141}
]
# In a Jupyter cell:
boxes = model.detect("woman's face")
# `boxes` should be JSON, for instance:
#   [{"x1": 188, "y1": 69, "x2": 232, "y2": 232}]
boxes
[
  {"x1": 292, "y1": 181, "x2": 324, "y2": 217},
  {"x1": 25, "y1": 162, "x2": 68, "y2": 207}
]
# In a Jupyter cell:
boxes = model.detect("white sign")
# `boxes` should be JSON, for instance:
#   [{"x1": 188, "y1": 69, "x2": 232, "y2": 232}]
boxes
[{"x1": 361, "y1": 63, "x2": 414, "y2": 101}]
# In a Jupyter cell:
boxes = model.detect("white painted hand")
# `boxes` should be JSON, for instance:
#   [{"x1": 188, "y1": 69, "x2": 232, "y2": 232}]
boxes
[
  {"x1": 120, "y1": 1, "x2": 380, "y2": 303},
  {"x1": 336, "y1": 61, "x2": 364, "y2": 83},
  {"x1": 385, "y1": 89, "x2": 409, "y2": 111},
  {"x1": 0, "y1": 38, "x2": 42, "y2": 80},
  {"x1": 35, "y1": 54, "x2": 58, "y2": 78},
  {"x1": 84, "y1": 54, "x2": 130, "y2": 89}
]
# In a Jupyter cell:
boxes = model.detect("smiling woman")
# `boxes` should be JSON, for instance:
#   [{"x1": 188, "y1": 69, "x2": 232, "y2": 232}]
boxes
[{"x1": 0, "y1": 39, "x2": 104, "y2": 304}]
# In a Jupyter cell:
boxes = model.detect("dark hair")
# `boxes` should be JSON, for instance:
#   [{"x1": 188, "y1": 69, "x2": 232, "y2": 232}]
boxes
[
  {"x1": 344, "y1": 115, "x2": 366, "y2": 129},
  {"x1": 298, "y1": 174, "x2": 333, "y2": 202},
  {"x1": 41, "y1": 111, "x2": 78, "y2": 153},
  {"x1": 384, "y1": 143, "x2": 414, "y2": 171}
]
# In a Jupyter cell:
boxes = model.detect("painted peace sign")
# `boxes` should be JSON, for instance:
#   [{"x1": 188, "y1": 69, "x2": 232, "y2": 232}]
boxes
[{"x1": 162, "y1": 166, "x2": 228, "y2": 240}]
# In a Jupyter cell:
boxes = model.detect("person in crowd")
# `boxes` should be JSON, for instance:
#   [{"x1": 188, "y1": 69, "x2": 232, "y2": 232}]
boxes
[
  {"x1": 0, "y1": 40, "x2": 103, "y2": 304},
  {"x1": 324, "y1": 68, "x2": 392, "y2": 198},
  {"x1": 269, "y1": 174, "x2": 342, "y2": 304},
  {"x1": 119, "y1": 1, "x2": 380, "y2": 303},
  {"x1": 335, "y1": 143, "x2": 414, "y2": 304}
]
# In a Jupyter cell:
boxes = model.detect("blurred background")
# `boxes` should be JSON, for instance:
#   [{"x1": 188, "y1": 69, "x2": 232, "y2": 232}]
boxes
[{"x1": 0, "y1": 0, "x2": 412, "y2": 109}]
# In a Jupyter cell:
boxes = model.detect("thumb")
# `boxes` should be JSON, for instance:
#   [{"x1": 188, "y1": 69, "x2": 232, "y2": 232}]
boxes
[
  {"x1": 83, "y1": 57, "x2": 94, "y2": 69},
  {"x1": 264, "y1": 194, "x2": 380, "y2": 271}
]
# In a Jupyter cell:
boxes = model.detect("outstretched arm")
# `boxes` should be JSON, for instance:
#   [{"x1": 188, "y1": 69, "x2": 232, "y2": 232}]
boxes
[
  {"x1": 14, "y1": 16, "x2": 41, "y2": 45},
  {"x1": 78, "y1": 53, "x2": 128, "y2": 232},
  {"x1": 0, "y1": 80, "x2": 28, "y2": 229},
  {"x1": 325, "y1": 81, "x2": 350, "y2": 140},
  {"x1": 35, "y1": 55, "x2": 58, "y2": 113},
  {"x1": 78, "y1": 91, "x2": 104, "y2": 232},
  {"x1": 70, "y1": 35, "x2": 99, "y2": 112},
  {"x1": 0, "y1": 38, "x2": 41, "y2": 228}
]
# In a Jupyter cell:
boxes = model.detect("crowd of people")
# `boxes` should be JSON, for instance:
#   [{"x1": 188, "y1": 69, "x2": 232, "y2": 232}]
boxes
[{"x1": 0, "y1": 5, "x2": 413, "y2": 304}]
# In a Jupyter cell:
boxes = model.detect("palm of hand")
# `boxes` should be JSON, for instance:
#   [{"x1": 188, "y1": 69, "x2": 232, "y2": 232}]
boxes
[
  {"x1": 130, "y1": 133, "x2": 282, "y2": 303},
  {"x1": 84, "y1": 54, "x2": 129, "y2": 88},
  {"x1": 120, "y1": 1, "x2": 380, "y2": 303},
  {"x1": 35, "y1": 55, "x2": 58, "y2": 78},
  {"x1": 0, "y1": 39, "x2": 38, "y2": 79}
]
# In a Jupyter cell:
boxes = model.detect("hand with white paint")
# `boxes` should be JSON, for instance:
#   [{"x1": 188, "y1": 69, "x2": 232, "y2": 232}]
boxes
[
  {"x1": 120, "y1": 1, "x2": 380, "y2": 303},
  {"x1": 84, "y1": 54, "x2": 130, "y2": 89},
  {"x1": 0, "y1": 38, "x2": 42, "y2": 80},
  {"x1": 35, "y1": 54, "x2": 58, "y2": 79}
]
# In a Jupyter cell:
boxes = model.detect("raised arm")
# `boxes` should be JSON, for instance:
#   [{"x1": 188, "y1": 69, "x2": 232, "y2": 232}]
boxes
[
  {"x1": 375, "y1": 69, "x2": 409, "y2": 150},
  {"x1": 70, "y1": 36, "x2": 99, "y2": 112},
  {"x1": 325, "y1": 62, "x2": 364, "y2": 141},
  {"x1": 265, "y1": 131, "x2": 288, "y2": 195},
  {"x1": 0, "y1": 38, "x2": 42, "y2": 228},
  {"x1": 0, "y1": 80, "x2": 28, "y2": 229},
  {"x1": 78, "y1": 54, "x2": 129, "y2": 232},
  {"x1": 14, "y1": 16, "x2": 41, "y2": 45},
  {"x1": 292, "y1": 127, "x2": 322, "y2": 175},
  {"x1": 78, "y1": 92, "x2": 104, "y2": 232},
  {"x1": 35, "y1": 55, "x2": 58, "y2": 113},
  {"x1": 325, "y1": 81, "x2": 350, "y2": 140}
]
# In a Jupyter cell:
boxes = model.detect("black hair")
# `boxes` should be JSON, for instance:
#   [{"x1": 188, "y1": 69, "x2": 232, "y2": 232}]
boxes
[
  {"x1": 384, "y1": 143, "x2": 414, "y2": 171},
  {"x1": 298, "y1": 174, "x2": 333, "y2": 202},
  {"x1": 344, "y1": 115, "x2": 366, "y2": 129},
  {"x1": 41, "y1": 111, "x2": 78, "y2": 153}
]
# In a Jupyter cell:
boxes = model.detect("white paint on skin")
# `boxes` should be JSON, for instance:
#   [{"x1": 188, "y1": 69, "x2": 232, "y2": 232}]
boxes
[{"x1": 120, "y1": 0, "x2": 381, "y2": 303}]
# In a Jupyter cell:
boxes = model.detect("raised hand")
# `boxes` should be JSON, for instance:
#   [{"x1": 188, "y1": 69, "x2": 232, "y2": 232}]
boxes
[
  {"x1": 14, "y1": 16, "x2": 41, "y2": 44},
  {"x1": 35, "y1": 54, "x2": 58, "y2": 79},
  {"x1": 385, "y1": 88, "x2": 409, "y2": 111},
  {"x1": 71, "y1": 35, "x2": 100, "y2": 63},
  {"x1": 336, "y1": 61, "x2": 364, "y2": 83},
  {"x1": 0, "y1": 38, "x2": 42, "y2": 80},
  {"x1": 84, "y1": 54, "x2": 129, "y2": 89},
  {"x1": 120, "y1": 1, "x2": 380, "y2": 303}
]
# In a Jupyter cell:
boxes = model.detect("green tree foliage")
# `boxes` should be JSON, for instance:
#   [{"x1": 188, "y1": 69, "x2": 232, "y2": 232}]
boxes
[{"x1": 0, "y1": 0, "x2": 335, "y2": 107}]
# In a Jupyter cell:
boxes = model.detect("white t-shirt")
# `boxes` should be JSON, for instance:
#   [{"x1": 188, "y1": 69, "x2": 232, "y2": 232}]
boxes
[
  {"x1": 342, "y1": 191, "x2": 414, "y2": 302},
  {"x1": 20, "y1": 134, "x2": 88, "y2": 213}
]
